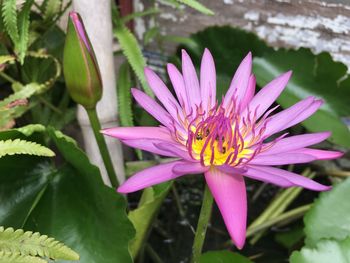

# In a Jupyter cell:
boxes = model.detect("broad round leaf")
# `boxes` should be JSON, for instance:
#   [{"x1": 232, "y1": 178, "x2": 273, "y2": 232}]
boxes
[{"x1": 200, "y1": 250, "x2": 252, "y2": 263}]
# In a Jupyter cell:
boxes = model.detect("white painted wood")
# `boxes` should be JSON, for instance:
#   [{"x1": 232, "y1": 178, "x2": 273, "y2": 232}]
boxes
[{"x1": 72, "y1": 0, "x2": 125, "y2": 186}]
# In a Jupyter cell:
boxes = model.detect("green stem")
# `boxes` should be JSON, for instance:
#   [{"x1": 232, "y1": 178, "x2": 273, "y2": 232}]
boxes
[
  {"x1": 191, "y1": 184, "x2": 214, "y2": 263},
  {"x1": 86, "y1": 108, "x2": 119, "y2": 187},
  {"x1": 0, "y1": 71, "x2": 16, "y2": 84}
]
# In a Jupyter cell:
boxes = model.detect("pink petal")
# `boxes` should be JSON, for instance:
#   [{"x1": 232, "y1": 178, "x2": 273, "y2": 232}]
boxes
[
  {"x1": 239, "y1": 74, "x2": 256, "y2": 112},
  {"x1": 182, "y1": 49, "x2": 201, "y2": 109},
  {"x1": 155, "y1": 142, "x2": 194, "y2": 161},
  {"x1": 204, "y1": 168, "x2": 247, "y2": 249},
  {"x1": 287, "y1": 99, "x2": 323, "y2": 127},
  {"x1": 144, "y1": 67, "x2": 182, "y2": 119},
  {"x1": 243, "y1": 166, "x2": 294, "y2": 187},
  {"x1": 248, "y1": 165, "x2": 331, "y2": 191},
  {"x1": 261, "y1": 132, "x2": 331, "y2": 155},
  {"x1": 244, "y1": 71, "x2": 292, "y2": 119},
  {"x1": 117, "y1": 160, "x2": 194, "y2": 193},
  {"x1": 223, "y1": 52, "x2": 252, "y2": 109},
  {"x1": 263, "y1": 96, "x2": 317, "y2": 138},
  {"x1": 200, "y1": 48, "x2": 216, "y2": 111},
  {"x1": 131, "y1": 88, "x2": 172, "y2": 127},
  {"x1": 102, "y1": 126, "x2": 172, "y2": 141},
  {"x1": 122, "y1": 139, "x2": 178, "y2": 157},
  {"x1": 173, "y1": 161, "x2": 208, "y2": 174},
  {"x1": 249, "y1": 152, "x2": 316, "y2": 165},
  {"x1": 289, "y1": 148, "x2": 344, "y2": 160},
  {"x1": 167, "y1": 63, "x2": 191, "y2": 113}
]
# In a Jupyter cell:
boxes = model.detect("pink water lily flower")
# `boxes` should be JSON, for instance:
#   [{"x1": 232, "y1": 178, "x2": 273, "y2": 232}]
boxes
[{"x1": 102, "y1": 49, "x2": 342, "y2": 249}]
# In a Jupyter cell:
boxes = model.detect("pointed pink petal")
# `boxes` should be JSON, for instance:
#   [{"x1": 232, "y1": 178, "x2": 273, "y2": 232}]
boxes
[
  {"x1": 261, "y1": 132, "x2": 331, "y2": 155},
  {"x1": 289, "y1": 148, "x2": 344, "y2": 160},
  {"x1": 249, "y1": 152, "x2": 316, "y2": 165},
  {"x1": 263, "y1": 96, "x2": 317, "y2": 138},
  {"x1": 144, "y1": 67, "x2": 182, "y2": 119},
  {"x1": 223, "y1": 52, "x2": 252, "y2": 109},
  {"x1": 287, "y1": 99, "x2": 323, "y2": 127},
  {"x1": 173, "y1": 161, "x2": 208, "y2": 174},
  {"x1": 204, "y1": 168, "x2": 247, "y2": 249},
  {"x1": 243, "y1": 166, "x2": 294, "y2": 187},
  {"x1": 248, "y1": 165, "x2": 331, "y2": 191},
  {"x1": 122, "y1": 139, "x2": 178, "y2": 157},
  {"x1": 245, "y1": 71, "x2": 292, "y2": 119},
  {"x1": 117, "y1": 160, "x2": 194, "y2": 193},
  {"x1": 102, "y1": 126, "x2": 172, "y2": 141},
  {"x1": 200, "y1": 48, "x2": 216, "y2": 111},
  {"x1": 239, "y1": 74, "x2": 256, "y2": 112},
  {"x1": 155, "y1": 142, "x2": 194, "y2": 161},
  {"x1": 182, "y1": 49, "x2": 201, "y2": 109},
  {"x1": 131, "y1": 88, "x2": 172, "y2": 127},
  {"x1": 167, "y1": 63, "x2": 191, "y2": 113}
]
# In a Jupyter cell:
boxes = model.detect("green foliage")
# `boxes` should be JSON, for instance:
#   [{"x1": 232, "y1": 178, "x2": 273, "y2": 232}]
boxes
[
  {"x1": 128, "y1": 182, "x2": 172, "y2": 258},
  {"x1": 175, "y1": 0, "x2": 214, "y2": 15},
  {"x1": 0, "y1": 226, "x2": 79, "y2": 261},
  {"x1": 121, "y1": 7, "x2": 160, "y2": 23},
  {"x1": 0, "y1": 139, "x2": 54, "y2": 158},
  {"x1": 43, "y1": 0, "x2": 61, "y2": 22},
  {"x1": 200, "y1": 250, "x2": 252, "y2": 263},
  {"x1": 117, "y1": 61, "x2": 133, "y2": 127},
  {"x1": 0, "y1": 251, "x2": 46, "y2": 263},
  {"x1": 1, "y1": 0, "x2": 19, "y2": 44},
  {"x1": 113, "y1": 8, "x2": 154, "y2": 98},
  {"x1": 0, "y1": 127, "x2": 135, "y2": 263},
  {"x1": 290, "y1": 177, "x2": 350, "y2": 262}
]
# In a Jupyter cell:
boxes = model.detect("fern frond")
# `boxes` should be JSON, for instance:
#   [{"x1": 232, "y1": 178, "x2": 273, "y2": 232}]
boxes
[
  {"x1": 175, "y1": 0, "x2": 214, "y2": 15},
  {"x1": 16, "y1": 0, "x2": 34, "y2": 64},
  {"x1": 0, "y1": 251, "x2": 46, "y2": 263},
  {"x1": 43, "y1": 0, "x2": 61, "y2": 21},
  {"x1": 1, "y1": 0, "x2": 19, "y2": 44},
  {"x1": 117, "y1": 62, "x2": 133, "y2": 127},
  {"x1": 0, "y1": 83, "x2": 40, "y2": 108},
  {"x1": 0, "y1": 55, "x2": 15, "y2": 66},
  {"x1": 14, "y1": 124, "x2": 46, "y2": 136},
  {"x1": 113, "y1": 20, "x2": 154, "y2": 98},
  {"x1": 0, "y1": 139, "x2": 55, "y2": 158},
  {"x1": 0, "y1": 227, "x2": 79, "y2": 261}
]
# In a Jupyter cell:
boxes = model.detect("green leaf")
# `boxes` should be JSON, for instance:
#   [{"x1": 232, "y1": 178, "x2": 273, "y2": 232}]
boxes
[
  {"x1": 200, "y1": 250, "x2": 252, "y2": 263},
  {"x1": 13, "y1": 124, "x2": 46, "y2": 137},
  {"x1": 128, "y1": 182, "x2": 172, "y2": 258},
  {"x1": 121, "y1": 7, "x2": 159, "y2": 23},
  {"x1": 0, "y1": 139, "x2": 55, "y2": 158},
  {"x1": 253, "y1": 49, "x2": 350, "y2": 147},
  {"x1": 0, "y1": 251, "x2": 46, "y2": 263},
  {"x1": 290, "y1": 237, "x2": 350, "y2": 263},
  {"x1": 117, "y1": 61, "x2": 133, "y2": 127},
  {"x1": 1, "y1": 0, "x2": 19, "y2": 44},
  {"x1": 176, "y1": 0, "x2": 214, "y2": 15},
  {"x1": 43, "y1": 0, "x2": 61, "y2": 21},
  {"x1": 113, "y1": 16, "x2": 154, "y2": 98},
  {"x1": 0, "y1": 83, "x2": 40, "y2": 108},
  {"x1": 303, "y1": 177, "x2": 350, "y2": 246},
  {"x1": 0, "y1": 226, "x2": 79, "y2": 260},
  {"x1": 0, "y1": 128, "x2": 135, "y2": 263},
  {"x1": 16, "y1": 0, "x2": 34, "y2": 64}
]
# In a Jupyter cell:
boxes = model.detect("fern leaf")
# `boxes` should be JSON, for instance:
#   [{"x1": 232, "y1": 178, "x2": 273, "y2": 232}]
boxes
[
  {"x1": 0, "y1": 251, "x2": 46, "y2": 263},
  {"x1": 175, "y1": 0, "x2": 214, "y2": 15},
  {"x1": 0, "y1": 55, "x2": 15, "y2": 67},
  {"x1": 0, "y1": 227, "x2": 79, "y2": 261},
  {"x1": 43, "y1": 0, "x2": 61, "y2": 21},
  {"x1": 113, "y1": 20, "x2": 154, "y2": 98},
  {"x1": 14, "y1": 124, "x2": 46, "y2": 136},
  {"x1": 121, "y1": 7, "x2": 159, "y2": 23},
  {"x1": 117, "y1": 61, "x2": 133, "y2": 127},
  {"x1": 1, "y1": 0, "x2": 19, "y2": 44},
  {"x1": 16, "y1": 0, "x2": 34, "y2": 64},
  {"x1": 0, "y1": 83, "x2": 40, "y2": 108},
  {"x1": 0, "y1": 139, "x2": 55, "y2": 158}
]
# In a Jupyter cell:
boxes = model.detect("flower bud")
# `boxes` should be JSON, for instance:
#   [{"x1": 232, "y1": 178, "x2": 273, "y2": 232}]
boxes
[{"x1": 63, "y1": 12, "x2": 102, "y2": 109}]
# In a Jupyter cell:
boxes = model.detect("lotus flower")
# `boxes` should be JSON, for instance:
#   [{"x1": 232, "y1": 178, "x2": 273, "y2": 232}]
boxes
[{"x1": 102, "y1": 49, "x2": 342, "y2": 249}]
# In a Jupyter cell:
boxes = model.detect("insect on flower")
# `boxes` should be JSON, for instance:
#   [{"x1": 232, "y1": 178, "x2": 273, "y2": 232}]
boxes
[{"x1": 102, "y1": 49, "x2": 343, "y2": 249}]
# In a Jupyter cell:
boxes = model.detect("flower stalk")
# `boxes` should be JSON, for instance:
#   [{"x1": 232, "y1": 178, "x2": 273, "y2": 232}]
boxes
[
  {"x1": 191, "y1": 183, "x2": 214, "y2": 263},
  {"x1": 86, "y1": 108, "x2": 119, "y2": 187}
]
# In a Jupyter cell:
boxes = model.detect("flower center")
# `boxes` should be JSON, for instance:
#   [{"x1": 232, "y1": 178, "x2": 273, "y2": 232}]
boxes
[{"x1": 187, "y1": 107, "x2": 253, "y2": 167}]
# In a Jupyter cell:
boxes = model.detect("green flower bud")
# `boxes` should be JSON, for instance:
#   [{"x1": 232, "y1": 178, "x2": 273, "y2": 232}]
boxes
[{"x1": 63, "y1": 12, "x2": 102, "y2": 109}]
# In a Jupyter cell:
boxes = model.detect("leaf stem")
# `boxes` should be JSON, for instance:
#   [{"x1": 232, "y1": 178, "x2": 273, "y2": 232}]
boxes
[
  {"x1": 191, "y1": 183, "x2": 213, "y2": 263},
  {"x1": 0, "y1": 71, "x2": 16, "y2": 84},
  {"x1": 86, "y1": 107, "x2": 119, "y2": 187}
]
